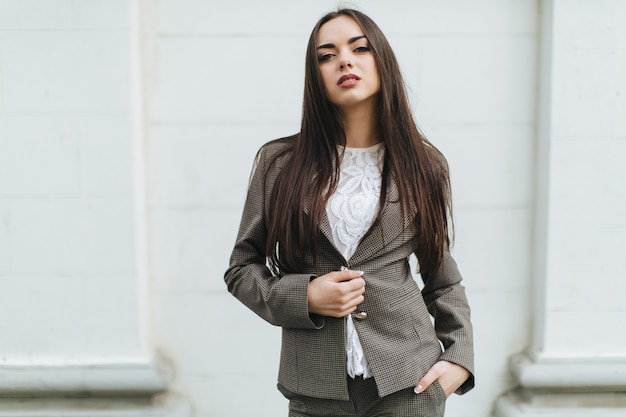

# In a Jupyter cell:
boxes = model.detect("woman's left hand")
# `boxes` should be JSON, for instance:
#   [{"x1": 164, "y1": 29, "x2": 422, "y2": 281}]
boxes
[{"x1": 413, "y1": 360, "x2": 470, "y2": 398}]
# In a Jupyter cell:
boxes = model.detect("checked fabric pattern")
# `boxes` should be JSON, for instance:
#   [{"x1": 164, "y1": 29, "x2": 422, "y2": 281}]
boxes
[{"x1": 225, "y1": 135, "x2": 474, "y2": 402}]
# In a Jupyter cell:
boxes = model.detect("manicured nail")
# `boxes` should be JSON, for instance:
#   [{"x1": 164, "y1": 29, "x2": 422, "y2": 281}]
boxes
[
  {"x1": 414, "y1": 384, "x2": 423, "y2": 394},
  {"x1": 356, "y1": 270, "x2": 364, "y2": 276}
]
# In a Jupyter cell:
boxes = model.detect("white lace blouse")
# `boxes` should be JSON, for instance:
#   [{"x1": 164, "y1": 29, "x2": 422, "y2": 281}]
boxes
[{"x1": 326, "y1": 142, "x2": 385, "y2": 378}]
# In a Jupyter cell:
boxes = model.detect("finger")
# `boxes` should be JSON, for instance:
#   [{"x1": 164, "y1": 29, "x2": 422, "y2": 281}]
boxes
[
  {"x1": 336, "y1": 303, "x2": 359, "y2": 318},
  {"x1": 342, "y1": 269, "x2": 364, "y2": 281},
  {"x1": 335, "y1": 288, "x2": 366, "y2": 317},
  {"x1": 342, "y1": 288, "x2": 365, "y2": 306},
  {"x1": 323, "y1": 270, "x2": 362, "y2": 283},
  {"x1": 349, "y1": 294, "x2": 365, "y2": 308},
  {"x1": 414, "y1": 365, "x2": 445, "y2": 394},
  {"x1": 343, "y1": 277, "x2": 366, "y2": 292},
  {"x1": 337, "y1": 268, "x2": 364, "y2": 281},
  {"x1": 337, "y1": 288, "x2": 365, "y2": 309}
]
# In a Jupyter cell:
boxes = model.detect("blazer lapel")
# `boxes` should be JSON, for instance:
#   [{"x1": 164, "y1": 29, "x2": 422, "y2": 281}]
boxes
[
  {"x1": 303, "y1": 185, "x2": 346, "y2": 263},
  {"x1": 319, "y1": 214, "x2": 338, "y2": 256},
  {"x1": 304, "y1": 174, "x2": 412, "y2": 267},
  {"x1": 348, "y1": 175, "x2": 412, "y2": 266}
]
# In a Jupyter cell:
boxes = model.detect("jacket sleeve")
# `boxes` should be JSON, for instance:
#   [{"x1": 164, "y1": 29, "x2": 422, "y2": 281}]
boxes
[
  {"x1": 224, "y1": 145, "x2": 324, "y2": 330},
  {"x1": 421, "y1": 250, "x2": 475, "y2": 394}
]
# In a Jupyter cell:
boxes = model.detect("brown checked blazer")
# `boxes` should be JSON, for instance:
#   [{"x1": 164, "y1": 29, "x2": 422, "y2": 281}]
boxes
[{"x1": 225, "y1": 136, "x2": 475, "y2": 401}]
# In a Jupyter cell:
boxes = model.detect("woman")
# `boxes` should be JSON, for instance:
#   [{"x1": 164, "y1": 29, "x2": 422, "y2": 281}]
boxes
[{"x1": 225, "y1": 8, "x2": 474, "y2": 417}]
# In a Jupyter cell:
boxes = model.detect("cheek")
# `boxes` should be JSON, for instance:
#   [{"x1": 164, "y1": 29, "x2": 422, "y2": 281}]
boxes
[
  {"x1": 370, "y1": 61, "x2": 381, "y2": 89},
  {"x1": 319, "y1": 67, "x2": 336, "y2": 96},
  {"x1": 320, "y1": 68, "x2": 333, "y2": 87},
  {"x1": 373, "y1": 76, "x2": 381, "y2": 93}
]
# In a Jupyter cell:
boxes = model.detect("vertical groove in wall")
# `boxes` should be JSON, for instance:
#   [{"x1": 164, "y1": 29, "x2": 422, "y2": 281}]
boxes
[
  {"x1": 130, "y1": 0, "x2": 150, "y2": 355},
  {"x1": 528, "y1": 0, "x2": 554, "y2": 358}
]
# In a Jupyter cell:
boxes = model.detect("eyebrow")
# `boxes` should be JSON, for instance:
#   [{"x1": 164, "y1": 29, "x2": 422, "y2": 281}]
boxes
[{"x1": 317, "y1": 35, "x2": 367, "y2": 50}]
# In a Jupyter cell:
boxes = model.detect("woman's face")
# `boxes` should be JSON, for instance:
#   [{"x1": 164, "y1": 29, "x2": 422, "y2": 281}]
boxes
[{"x1": 316, "y1": 16, "x2": 380, "y2": 111}]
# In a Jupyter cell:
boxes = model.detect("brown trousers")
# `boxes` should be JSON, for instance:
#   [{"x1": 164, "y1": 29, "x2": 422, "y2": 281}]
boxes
[{"x1": 279, "y1": 376, "x2": 446, "y2": 417}]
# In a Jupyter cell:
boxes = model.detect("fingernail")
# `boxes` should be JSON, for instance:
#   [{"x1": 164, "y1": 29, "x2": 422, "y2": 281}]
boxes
[
  {"x1": 414, "y1": 384, "x2": 423, "y2": 394},
  {"x1": 356, "y1": 270, "x2": 364, "y2": 276}
]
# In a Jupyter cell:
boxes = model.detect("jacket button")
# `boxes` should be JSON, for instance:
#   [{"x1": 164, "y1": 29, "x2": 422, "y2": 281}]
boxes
[{"x1": 354, "y1": 311, "x2": 367, "y2": 320}]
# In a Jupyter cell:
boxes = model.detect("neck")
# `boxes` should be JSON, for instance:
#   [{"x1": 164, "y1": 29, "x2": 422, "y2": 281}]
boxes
[{"x1": 340, "y1": 100, "x2": 380, "y2": 148}]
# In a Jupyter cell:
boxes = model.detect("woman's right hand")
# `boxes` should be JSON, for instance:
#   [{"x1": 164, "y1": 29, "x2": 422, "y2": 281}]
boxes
[{"x1": 307, "y1": 269, "x2": 366, "y2": 317}]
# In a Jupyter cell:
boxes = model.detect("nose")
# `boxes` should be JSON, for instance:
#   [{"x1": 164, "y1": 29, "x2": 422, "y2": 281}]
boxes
[{"x1": 339, "y1": 57, "x2": 352, "y2": 70}]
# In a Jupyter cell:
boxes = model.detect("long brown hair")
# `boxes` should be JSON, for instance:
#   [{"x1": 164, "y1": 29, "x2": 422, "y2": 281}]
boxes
[{"x1": 265, "y1": 9, "x2": 452, "y2": 275}]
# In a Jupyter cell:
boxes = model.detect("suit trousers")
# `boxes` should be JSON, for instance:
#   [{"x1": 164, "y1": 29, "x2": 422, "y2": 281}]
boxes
[{"x1": 279, "y1": 376, "x2": 446, "y2": 417}]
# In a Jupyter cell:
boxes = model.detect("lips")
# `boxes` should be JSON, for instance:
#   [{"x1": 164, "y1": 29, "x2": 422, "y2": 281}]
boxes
[{"x1": 337, "y1": 74, "x2": 361, "y2": 86}]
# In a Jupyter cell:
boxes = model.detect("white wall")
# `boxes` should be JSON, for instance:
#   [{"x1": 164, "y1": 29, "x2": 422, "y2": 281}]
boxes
[
  {"x1": 493, "y1": 2, "x2": 626, "y2": 415},
  {"x1": 0, "y1": 4, "x2": 179, "y2": 416},
  {"x1": 2, "y1": 1, "x2": 623, "y2": 416},
  {"x1": 145, "y1": 1, "x2": 538, "y2": 416},
  {"x1": 540, "y1": 0, "x2": 626, "y2": 358},
  {"x1": 0, "y1": 0, "x2": 147, "y2": 364}
]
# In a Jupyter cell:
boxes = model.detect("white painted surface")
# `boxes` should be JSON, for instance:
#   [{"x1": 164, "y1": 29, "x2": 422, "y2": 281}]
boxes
[
  {"x1": 2, "y1": 0, "x2": 623, "y2": 416},
  {"x1": 145, "y1": 1, "x2": 539, "y2": 416},
  {"x1": 0, "y1": 0, "x2": 156, "y2": 391},
  {"x1": 496, "y1": 0, "x2": 626, "y2": 414},
  {"x1": 537, "y1": 0, "x2": 626, "y2": 359}
]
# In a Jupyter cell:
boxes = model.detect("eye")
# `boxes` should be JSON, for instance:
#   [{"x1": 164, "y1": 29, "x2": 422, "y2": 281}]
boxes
[
  {"x1": 318, "y1": 53, "x2": 334, "y2": 63},
  {"x1": 354, "y1": 45, "x2": 371, "y2": 53}
]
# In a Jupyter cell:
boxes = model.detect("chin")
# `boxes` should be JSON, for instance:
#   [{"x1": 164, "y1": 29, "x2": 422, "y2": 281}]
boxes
[{"x1": 333, "y1": 95, "x2": 377, "y2": 109}]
